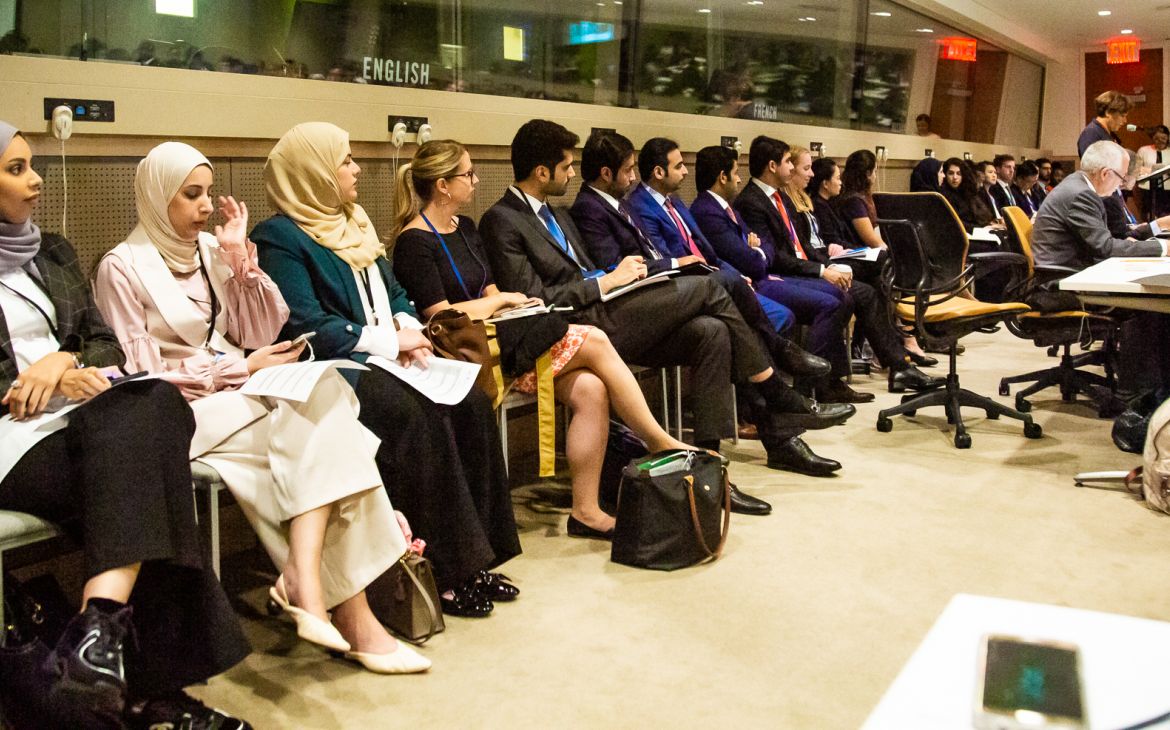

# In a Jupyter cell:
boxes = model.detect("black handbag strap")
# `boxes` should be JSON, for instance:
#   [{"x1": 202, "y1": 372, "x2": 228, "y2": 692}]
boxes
[
  {"x1": 399, "y1": 556, "x2": 442, "y2": 645},
  {"x1": 683, "y1": 469, "x2": 731, "y2": 562}
]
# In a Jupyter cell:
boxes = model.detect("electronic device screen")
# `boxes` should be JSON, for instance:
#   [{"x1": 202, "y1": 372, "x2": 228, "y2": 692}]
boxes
[{"x1": 982, "y1": 637, "x2": 1084, "y2": 720}]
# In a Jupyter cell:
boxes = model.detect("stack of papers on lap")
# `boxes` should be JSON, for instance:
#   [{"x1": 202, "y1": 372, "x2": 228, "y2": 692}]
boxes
[
  {"x1": 366, "y1": 355, "x2": 480, "y2": 405},
  {"x1": 600, "y1": 269, "x2": 678, "y2": 302},
  {"x1": 830, "y1": 247, "x2": 881, "y2": 261},
  {"x1": 240, "y1": 360, "x2": 367, "y2": 402},
  {"x1": 486, "y1": 302, "x2": 572, "y2": 323}
]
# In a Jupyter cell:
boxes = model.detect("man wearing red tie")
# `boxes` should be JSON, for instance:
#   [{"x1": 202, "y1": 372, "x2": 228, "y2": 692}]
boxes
[{"x1": 728, "y1": 135, "x2": 873, "y2": 404}]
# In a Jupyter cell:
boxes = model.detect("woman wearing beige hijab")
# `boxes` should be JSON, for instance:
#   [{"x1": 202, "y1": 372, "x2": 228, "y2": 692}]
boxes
[
  {"x1": 252, "y1": 123, "x2": 521, "y2": 618},
  {"x1": 94, "y1": 141, "x2": 429, "y2": 674}
]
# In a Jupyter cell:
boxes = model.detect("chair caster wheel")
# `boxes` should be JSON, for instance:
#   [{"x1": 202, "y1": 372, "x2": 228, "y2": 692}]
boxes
[
  {"x1": 985, "y1": 410, "x2": 1000, "y2": 420},
  {"x1": 904, "y1": 409, "x2": 917, "y2": 417},
  {"x1": 1024, "y1": 422, "x2": 1042, "y2": 439},
  {"x1": 266, "y1": 598, "x2": 282, "y2": 617},
  {"x1": 1015, "y1": 397, "x2": 1031, "y2": 413},
  {"x1": 876, "y1": 417, "x2": 893, "y2": 433},
  {"x1": 954, "y1": 433, "x2": 972, "y2": 449},
  {"x1": 998, "y1": 383, "x2": 1010, "y2": 396}
]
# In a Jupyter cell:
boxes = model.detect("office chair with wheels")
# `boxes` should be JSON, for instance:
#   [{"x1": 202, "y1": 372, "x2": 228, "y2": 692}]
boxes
[
  {"x1": 873, "y1": 192, "x2": 1041, "y2": 448},
  {"x1": 996, "y1": 206, "x2": 1124, "y2": 416}
]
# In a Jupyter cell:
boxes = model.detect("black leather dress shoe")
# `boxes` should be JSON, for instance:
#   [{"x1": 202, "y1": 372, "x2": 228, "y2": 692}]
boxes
[
  {"x1": 476, "y1": 570, "x2": 519, "y2": 602},
  {"x1": 566, "y1": 515, "x2": 614, "y2": 541},
  {"x1": 889, "y1": 365, "x2": 945, "y2": 393},
  {"x1": 816, "y1": 379, "x2": 876, "y2": 404},
  {"x1": 765, "y1": 436, "x2": 842, "y2": 476},
  {"x1": 776, "y1": 398, "x2": 856, "y2": 430},
  {"x1": 773, "y1": 338, "x2": 831, "y2": 378},
  {"x1": 126, "y1": 691, "x2": 252, "y2": 730},
  {"x1": 441, "y1": 582, "x2": 494, "y2": 618},
  {"x1": 728, "y1": 485, "x2": 772, "y2": 515},
  {"x1": 907, "y1": 351, "x2": 939, "y2": 367}
]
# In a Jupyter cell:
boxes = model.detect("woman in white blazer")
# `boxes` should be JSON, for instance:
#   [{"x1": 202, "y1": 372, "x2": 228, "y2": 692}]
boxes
[{"x1": 93, "y1": 142, "x2": 428, "y2": 674}]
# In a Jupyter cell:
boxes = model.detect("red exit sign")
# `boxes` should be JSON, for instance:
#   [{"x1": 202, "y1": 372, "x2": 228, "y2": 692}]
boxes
[
  {"x1": 940, "y1": 37, "x2": 977, "y2": 63},
  {"x1": 1107, "y1": 39, "x2": 1140, "y2": 64}
]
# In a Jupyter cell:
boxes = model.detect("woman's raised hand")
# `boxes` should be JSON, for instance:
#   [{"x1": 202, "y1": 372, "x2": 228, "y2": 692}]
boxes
[{"x1": 214, "y1": 196, "x2": 249, "y2": 255}]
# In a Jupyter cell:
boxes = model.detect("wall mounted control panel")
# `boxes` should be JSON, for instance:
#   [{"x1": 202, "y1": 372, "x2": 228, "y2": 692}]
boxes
[{"x1": 43, "y1": 98, "x2": 116, "y2": 122}]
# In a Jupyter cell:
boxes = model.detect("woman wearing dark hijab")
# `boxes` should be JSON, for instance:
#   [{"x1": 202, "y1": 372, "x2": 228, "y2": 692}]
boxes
[
  {"x1": 0, "y1": 121, "x2": 250, "y2": 728},
  {"x1": 909, "y1": 157, "x2": 944, "y2": 193}
]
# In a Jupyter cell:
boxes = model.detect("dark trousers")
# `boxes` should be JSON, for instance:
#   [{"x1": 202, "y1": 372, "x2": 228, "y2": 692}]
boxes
[
  {"x1": 354, "y1": 368, "x2": 520, "y2": 592},
  {"x1": 755, "y1": 276, "x2": 853, "y2": 377},
  {"x1": 599, "y1": 275, "x2": 773, "y2": 443},
  {"x1": 0, "y1": 380, "x2": 249, "y2": 697},
  {"x1": 710, "y1": 268, "x2": 792, "y2": 358},
  {"x1": 848, "y1": 279, "x2": 908, "y2": 368},
  {"x1": 1119, "y1": 312, "x2": 1170, "y2": 395}
]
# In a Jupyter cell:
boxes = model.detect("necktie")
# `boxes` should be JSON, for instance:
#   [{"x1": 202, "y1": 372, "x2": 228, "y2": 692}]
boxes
[
  {"x1": 726, "y1": 206, "x2": 748, "y2": 243},
  {"x1": 1003, "y1": 183, "x2": 1016, "y2": 206},
  {"x1": 772, "y1": 191, "x2": 807, "y2": 260},
  {"x1": 618, "y1": 200, "x2": 663, "y2": 260},
  {"x1": 1118, "y1": 191, "x2": 1137, "y2": 226},
  {"x1": 664, "y1": 198, "x2": 706, "y2": 262},
  {"x1": 539, "y1": 204, "x2": 577, "y2": 262}
]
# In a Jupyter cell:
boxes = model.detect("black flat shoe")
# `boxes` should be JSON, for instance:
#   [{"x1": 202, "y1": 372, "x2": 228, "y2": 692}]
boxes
[
  {"x1": 907, "y1": 351, "x2": 939, "y2": 367},
  {"x1": 889, "y1": 365, "x2": 945, "y2": 393},
  {"x1": 773, "y1": 338, "x2": 831, "y2": 378},
  {"x1": 440, "y1": 584, "x2": 494, "y2": 618},
  {"x1": 567, "y1": 515, "x2": 615, "y2": 541},
  {"x1": 476, "y1": 571, "x2": 519, "y2": 602},
  {"x1": 126, "y1": 691, "x2": 252, "y2": 730},
  {"x1": 765, "y1": 436, "x2": 842, "y2": 476},
  {"x1": 729, "y1": 485, "x2": 771, "y2": 516}
]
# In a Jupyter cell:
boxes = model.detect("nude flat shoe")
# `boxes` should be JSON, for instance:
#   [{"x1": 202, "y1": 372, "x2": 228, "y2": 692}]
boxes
[
  {"x1": 268, "y1": 585, "x2": 351, "y2": 653},
  {"x1": 345, "y1": 644, "x2": 432, "y2": 674}
]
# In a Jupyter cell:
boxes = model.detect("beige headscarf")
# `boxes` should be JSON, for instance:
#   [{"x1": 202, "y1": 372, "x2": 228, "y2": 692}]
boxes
[
  {"x1": 264, "y1": 122, "x2": 385, "y2": 270},
  {"x1": 131, "y1": 141, "x2": 212, "y2": 274}
]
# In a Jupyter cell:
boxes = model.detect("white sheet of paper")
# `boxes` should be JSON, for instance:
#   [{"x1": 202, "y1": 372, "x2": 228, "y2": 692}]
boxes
[
  {"x1": 830, "y1": 247, "x2": 882, "y2": 261},
  {"x1": 969, "y1": 227, "x2": 1000, "y2": 243},
  {"x1": 366, "y1": 355, "x2": 480, "y2": 405},
  {"x1": 239, "y1": 360, "x2": 367, "y2": 402},
  {"x1": 0, "y1": 404, "x2": 80, "y2": 483}
]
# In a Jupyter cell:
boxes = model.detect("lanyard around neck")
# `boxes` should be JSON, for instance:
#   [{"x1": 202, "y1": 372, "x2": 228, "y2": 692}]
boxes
[
  {"x1": 0, "y1": 265, "x2": 58, "y2": 340},
  {"x1": 420, "y1": 212, "x2": 484, "y2": 301}
]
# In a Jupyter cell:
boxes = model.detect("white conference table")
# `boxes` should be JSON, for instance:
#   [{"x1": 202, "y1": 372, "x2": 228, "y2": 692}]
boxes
[
  {"x1": 863, "y1": 594, "x2": 1170, "y2": 729},
  {"x1": 1059, "y1": 256, "x2": 1170, "y2": 314}
]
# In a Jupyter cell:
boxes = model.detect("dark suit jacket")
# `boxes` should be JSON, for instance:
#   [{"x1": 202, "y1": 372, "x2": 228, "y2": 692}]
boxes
[
  {"x1": 990, "y1": 181, "x2": 1018, "y2": 212},
  {"x1": 251, "y1": 214, "x2": 415, "y2": 365},
  {"x1": 1010, "y1": 184, "x2": 1037, "y2": 216},
  {"x1": 1103, "y1": 191, "x2": 1155, "y2": 239},
  {"x1": 568, "y1": 185, "x2": 672, "y2": 276},
  {"x1": 690, "y1": 190, "x2": 768, "y2": 281},
  {"x1": 732, "y1": 180, "x2": 823, "y2": 279},
  {"x1": 624, "y1": 184, "x2": 723, "y2": 266},
  {"x1": 0, "y1": 234, "x2": 124, "y2": 411},
  {"x1": 1031, "y1": 171, "x2": 1163, "y2": 271}
]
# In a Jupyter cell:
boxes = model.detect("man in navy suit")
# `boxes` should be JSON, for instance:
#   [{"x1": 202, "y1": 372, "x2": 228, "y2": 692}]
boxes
[
  {"x1": 729, "y1": 136, "x2": 873, "y2": 404},
  {"x1": 569, "y1": 131, "x2": 830, "y2": 381},
  {"x1": 990, "y1": 154, "x2": 1018, "y2": 212},
  {"x1": 482, "y1": 120, "x2": 851, "y2": 484}
]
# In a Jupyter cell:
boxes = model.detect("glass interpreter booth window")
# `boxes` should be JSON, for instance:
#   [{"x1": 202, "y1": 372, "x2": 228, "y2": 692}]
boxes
[{"x1": 2, "y1": 0, "x2": 1042, "y2": 145}]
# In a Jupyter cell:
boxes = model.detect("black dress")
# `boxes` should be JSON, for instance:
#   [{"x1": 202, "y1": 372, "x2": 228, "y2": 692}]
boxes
[{"x1": 0, "y1": 235, "x2": 249, "y2": 697}]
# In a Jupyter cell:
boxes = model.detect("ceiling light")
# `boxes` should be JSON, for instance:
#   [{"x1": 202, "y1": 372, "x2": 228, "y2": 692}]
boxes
[
  {"x1": 1121, "y1": 28, "x2": 1133, "y2": 34},
  {"x1": 698, "y1": 7, "x2": 711, "y2": 12},
  {"x1": 871, "y1": 11, "x2": 892, "y2": 17},
  {"x1": 747, "y1": 1, "x2": 763, "y2": 5},
  {"x1": 916, "y1": 27, "x2": 933, "y2": 32},
  {"x1": 1098, "y1": 9, "x2": 1111, "y2": 15}
]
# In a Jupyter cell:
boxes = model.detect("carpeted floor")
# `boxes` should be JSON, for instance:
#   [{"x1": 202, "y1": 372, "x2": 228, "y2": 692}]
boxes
[{"x1": 191, "y1": 331, "x2": 1170, "y2": 729}]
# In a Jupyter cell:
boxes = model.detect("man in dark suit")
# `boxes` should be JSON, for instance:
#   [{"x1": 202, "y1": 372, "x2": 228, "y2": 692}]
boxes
[
  {"x1": 990, "y1": 154, "x2": 1018, "y2": 212},
  {"x1": 1032, "y1": 140, "x2": 1170, "y2": 395},
  {"x1": 731, "y1": 135, "x2": 874, "y2": 404},
  {"x1": 569, "y1": 132, "x2": 830, "y2": 381},
  {"x1": 481, "y1": 120, "x2": 853, "y2": 493},
  {"x1": 1011, "y1": 160, "x2": 1044, "y2": 217}
]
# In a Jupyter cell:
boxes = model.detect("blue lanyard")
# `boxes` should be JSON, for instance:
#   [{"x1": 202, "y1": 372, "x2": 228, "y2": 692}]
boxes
[{"x1": 420, "y1": 213, "x2": 484, "y2": 301}]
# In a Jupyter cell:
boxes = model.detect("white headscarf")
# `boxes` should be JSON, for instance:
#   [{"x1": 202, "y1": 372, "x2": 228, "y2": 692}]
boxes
[{"x1": 131, "y1": 142, "x2": 213, "y2": 274}]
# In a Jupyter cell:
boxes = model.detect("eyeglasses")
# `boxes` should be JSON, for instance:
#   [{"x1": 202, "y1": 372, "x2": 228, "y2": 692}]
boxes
[
  {"x1": 448, "y1": 168, "x2": 478, "y2": 182},
  {"x1": 1106, "y1": 167, "x2": 1128, "y2": 182}
]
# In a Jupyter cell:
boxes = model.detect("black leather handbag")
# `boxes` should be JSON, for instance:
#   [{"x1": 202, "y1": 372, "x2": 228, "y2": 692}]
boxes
[{"x1": 611, "y1": 450, "x2": 731, "y2": 571}]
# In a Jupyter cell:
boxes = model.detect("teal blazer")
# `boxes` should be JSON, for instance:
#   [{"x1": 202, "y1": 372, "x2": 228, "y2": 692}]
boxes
[{"x1": 251, "y1": 214, "x2": 416, "y2": 366}]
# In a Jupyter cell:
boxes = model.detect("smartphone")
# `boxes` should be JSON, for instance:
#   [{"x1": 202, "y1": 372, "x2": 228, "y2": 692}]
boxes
[
  {"x1": 290, "y1": 331, "x2": 317, "y2": 347},
  {"x1": 974, "y1": 634, "x2": 1087, "y2": 730}
]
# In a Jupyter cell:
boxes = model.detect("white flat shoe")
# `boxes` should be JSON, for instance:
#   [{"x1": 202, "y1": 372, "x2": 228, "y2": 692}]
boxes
[
  {"x1": 345, "y1": 644, "x2": 432, "y2": 674},
  {"x1": 268, "y1": 585, "x2": 351, "y2": 653}
]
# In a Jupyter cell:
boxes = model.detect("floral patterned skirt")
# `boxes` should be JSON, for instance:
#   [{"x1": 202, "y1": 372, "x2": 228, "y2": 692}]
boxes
[{"x1": 512, "y1": 324, "x2": 593, "y2": 393}]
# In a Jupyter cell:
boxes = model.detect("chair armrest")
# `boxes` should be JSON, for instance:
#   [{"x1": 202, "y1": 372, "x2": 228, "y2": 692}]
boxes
[{"x1": 967, "y1": 252, "x2": 1028, "y2": 266}]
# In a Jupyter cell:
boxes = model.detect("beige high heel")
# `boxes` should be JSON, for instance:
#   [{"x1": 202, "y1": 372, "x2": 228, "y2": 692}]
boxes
[
  {"x1": 268, "y1": 585, "x2": 351, "y2": 653},
  {"x1": 345, "y1": 643, "x2": 432, "y2": 674}
]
